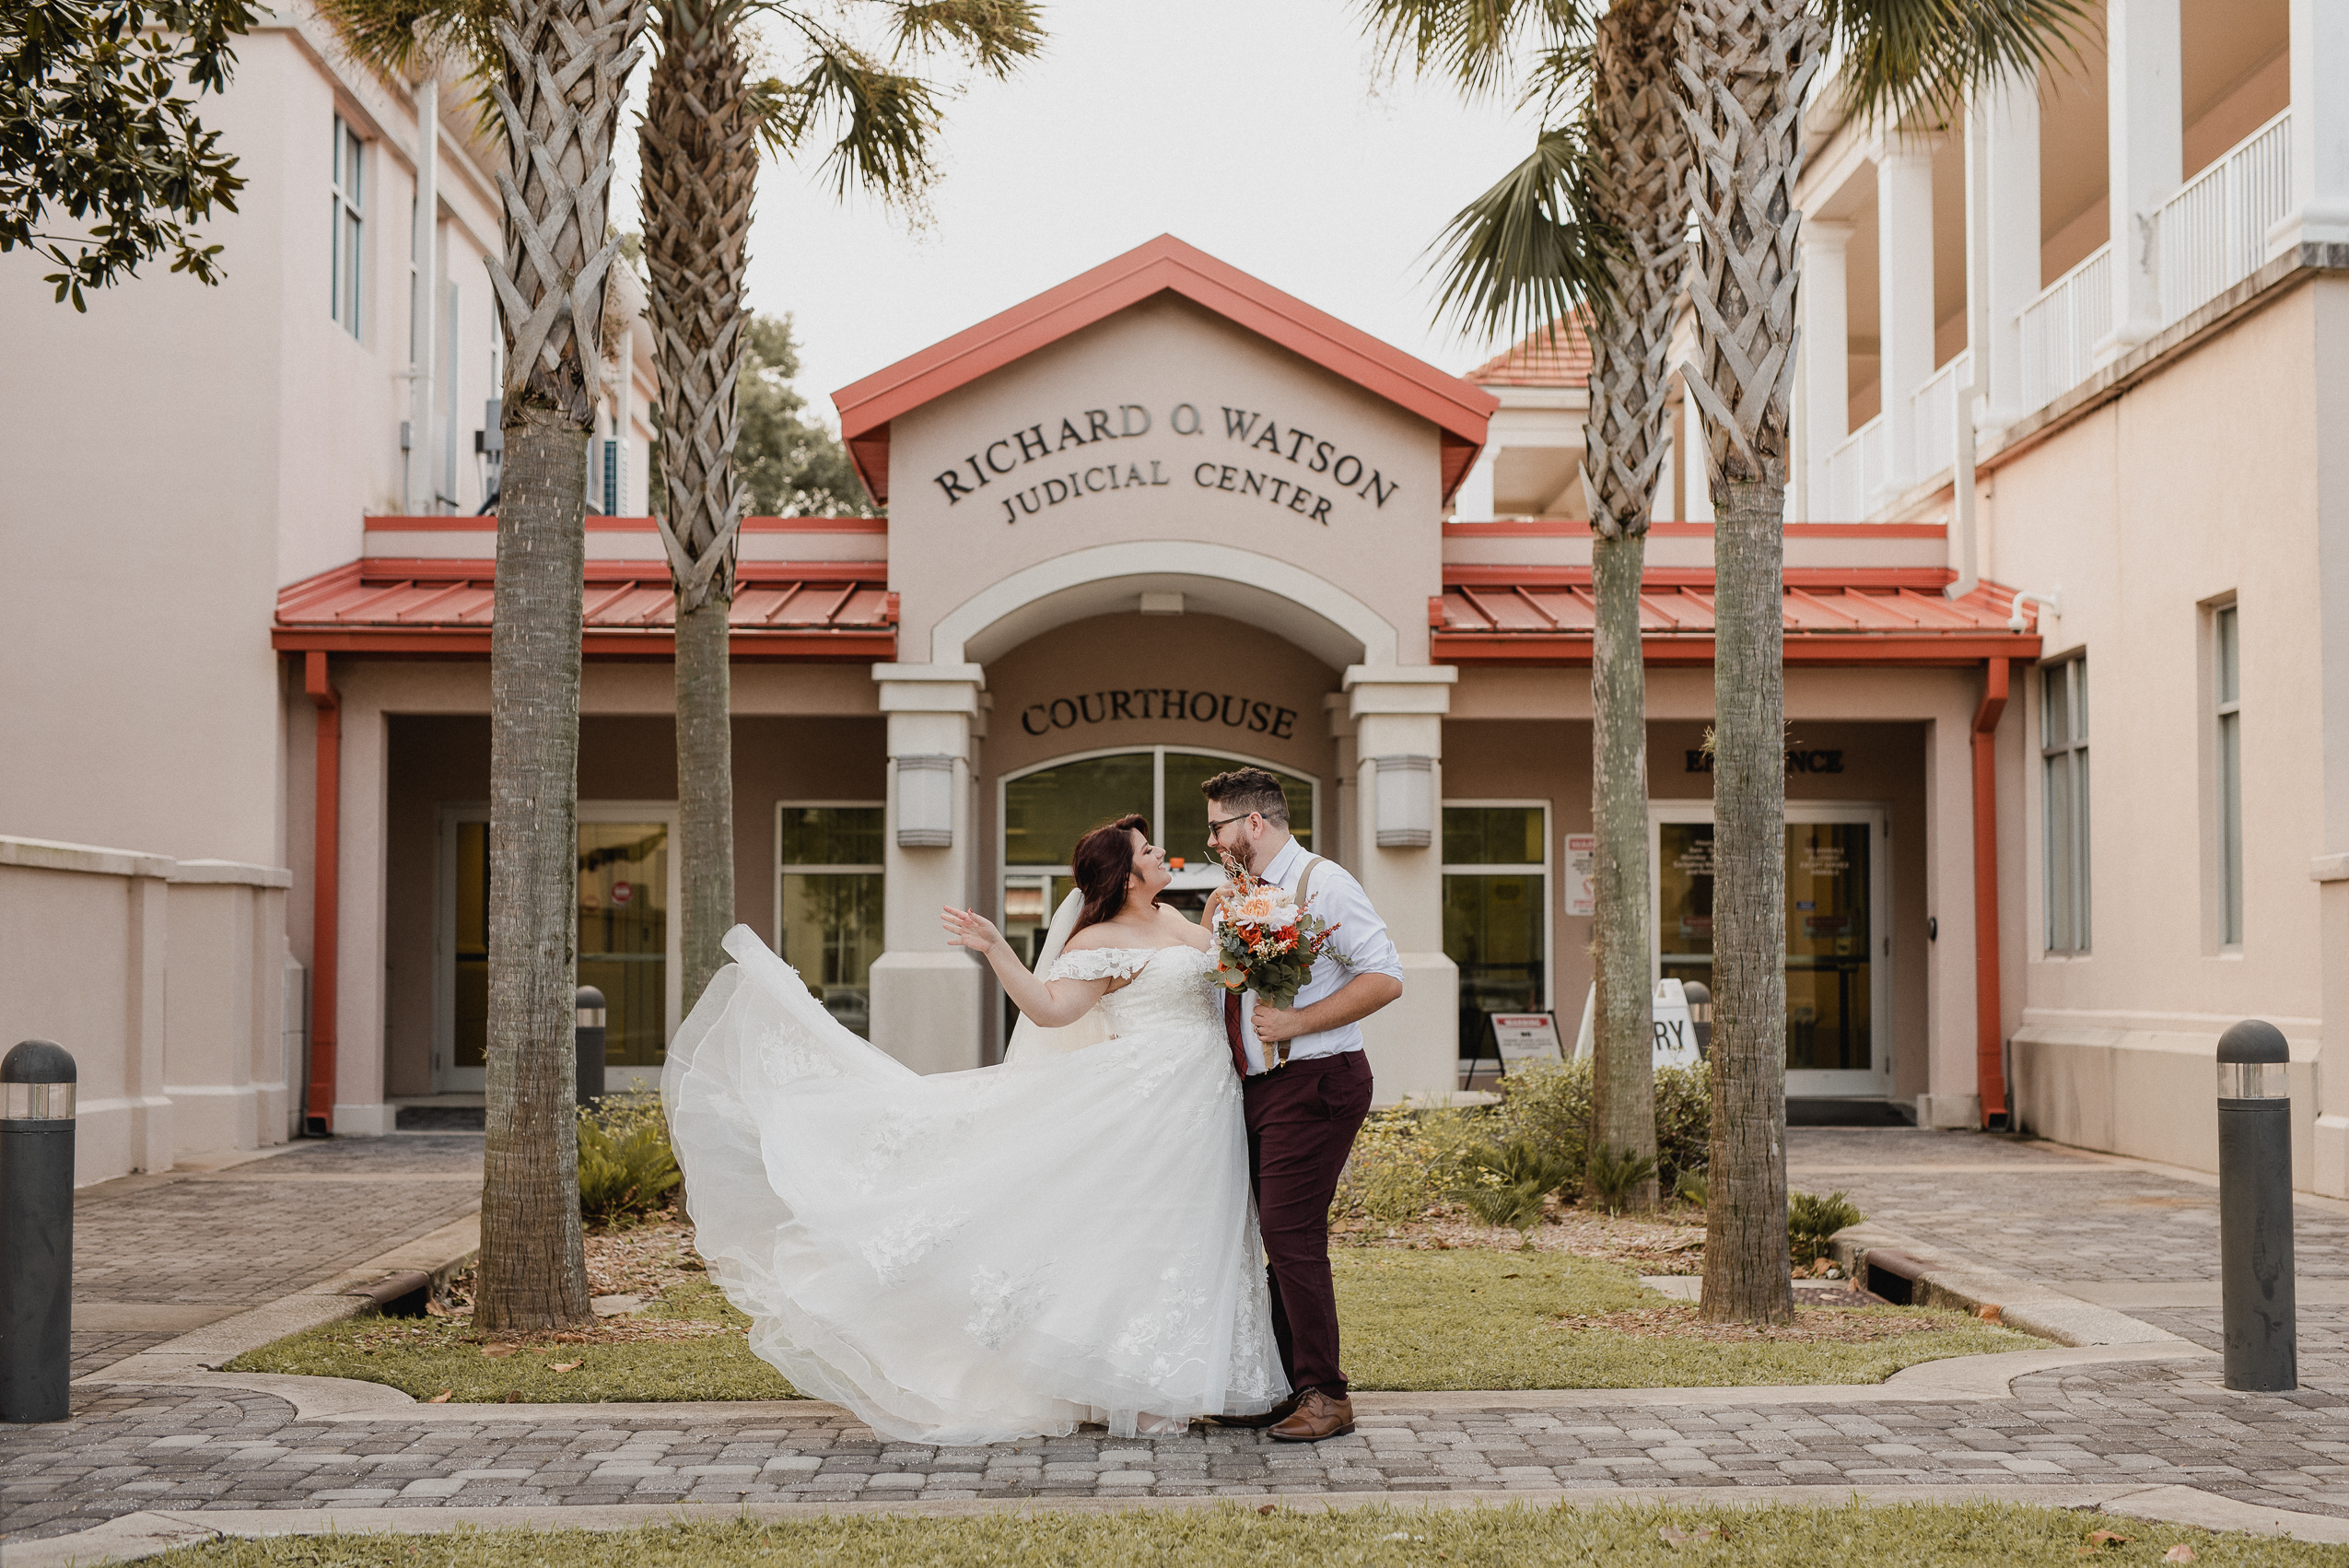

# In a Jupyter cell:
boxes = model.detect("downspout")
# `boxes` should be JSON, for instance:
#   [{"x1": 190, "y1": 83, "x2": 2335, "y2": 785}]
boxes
[
  {"x1": 1970, "y1": 658, "x2": 2009, "y2": 1127},
  {"x1": 304, "y1": 650, "x2": 340, "y2": 1136}
]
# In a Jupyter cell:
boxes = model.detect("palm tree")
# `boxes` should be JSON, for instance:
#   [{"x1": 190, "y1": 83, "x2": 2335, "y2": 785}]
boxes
[
  {"x1": 1364, "y1": 0, "x2": 1675, "y2": 1211},
  {"x1": 1674, "y1": 0, "x2": 2086, "y2": 1322},
  {"x1": 317, "y1": 0, "x2": 647, "y2": 1332},
  {"x1": 1377, "y1": 0, "x2": 2087, "y2": 1316},
  {"x1": 643, "y1": 0, "x2": 1043, "y2": 1012}
]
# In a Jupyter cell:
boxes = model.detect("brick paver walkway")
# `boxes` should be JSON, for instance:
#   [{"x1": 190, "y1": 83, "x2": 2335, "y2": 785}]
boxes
[
  {"x1": 67, "y1": 1135, "x2": 483, "y2": 1377},
  {"x1": 11, "y1": 1126, "x2": 2349, "y2": 1549}
]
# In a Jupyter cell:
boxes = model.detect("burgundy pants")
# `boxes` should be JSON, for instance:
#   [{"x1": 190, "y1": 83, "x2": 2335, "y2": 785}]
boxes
[{"x1": 1243, "y1": 1048, "x2": 1374, "y2": 1398}]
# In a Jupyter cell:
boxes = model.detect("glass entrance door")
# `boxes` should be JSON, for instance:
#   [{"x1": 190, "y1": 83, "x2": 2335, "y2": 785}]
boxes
[{"x1": 1650, "y1": 803, "x2": 1890, "y2": 1097}]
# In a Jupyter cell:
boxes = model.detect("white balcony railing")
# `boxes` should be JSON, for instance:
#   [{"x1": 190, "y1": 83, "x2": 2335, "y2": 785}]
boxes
[
  {"x1": 1821, "y1": 414, "x2": 1886, "y2": 521},
  {"x1": 1909, "y1": 351, "x2": 1972, "y2": 481},
  {"x1": 2156, "y1": 108, "x2": 2293, "y2": 328},
  {"x1": 2017, "y1": 244, "x2": 2112, "y2": 417}
]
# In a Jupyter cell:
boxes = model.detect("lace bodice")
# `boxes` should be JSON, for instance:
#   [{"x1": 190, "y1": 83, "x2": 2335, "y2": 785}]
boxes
[{"x1": 1048, "y1": 945, "x2": 1217, "y2": 1037}]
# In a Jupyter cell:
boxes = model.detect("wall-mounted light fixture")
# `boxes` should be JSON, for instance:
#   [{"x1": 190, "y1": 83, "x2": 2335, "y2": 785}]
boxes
[
  {"x1": 1373, "y1": 755, "x2": 1434, "y2": 848},
  {"x1": 895, "y1": 755, "x2": 956, "y2": 848}
]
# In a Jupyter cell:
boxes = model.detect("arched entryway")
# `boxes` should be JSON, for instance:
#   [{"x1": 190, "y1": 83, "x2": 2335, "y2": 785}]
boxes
[{"x1": 993, "y1": 744, "x2": 1317, "y2": 1046}]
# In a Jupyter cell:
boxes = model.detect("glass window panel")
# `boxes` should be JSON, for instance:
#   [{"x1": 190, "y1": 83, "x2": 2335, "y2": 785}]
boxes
[
  {"x1": 1442, "y1": 805, "x2": 1543, "y2": 866},
  {"x1": 2078, "y1": 749, "x2": 2092, "y2": 951},
  {"x1": 1785, "y1": 823, "x2": 1872, "y2": 1072},
  {"x1": 780, "y1": 872, "x2": 883, "y2": 1039},
  {"x1": 2042, "y1": 663, "x2": 2069, "y2": 748},
  {"x1": 2074, "y1": 659, "x2": 2088, "y2": 740},
  {"x1": 453, "y1": 820, "x2": 488, "y2": 1069},
  {"x1": 2044, "y1": 752, "x2": 2075, "y2": 952},
  {"x1": 2216, "y1": 605, "x2": 2239, "y2": 705},
  {"x1": 578, "y1": 824, "x2": 668, "y2": 1065},
  {"x1": 2220, "y1": 710, "x2": 2242, "y2": 944},
  {"x1": 1003, "y1": 753, "x2": 1154, "y2": 866},
  {"x1": 781, "y1": 805, "x2": 883, "y2": 867},
  {"x1": 1443, "y1": 872, "x2": 1545, "y2": 1060},
  {"x1": 1163, "y1": 752, "x2": 1313, "y2": 867}
]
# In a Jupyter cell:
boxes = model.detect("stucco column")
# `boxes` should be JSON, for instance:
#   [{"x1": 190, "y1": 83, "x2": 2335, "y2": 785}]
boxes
[
  {"x1": 125, "y1": 865, "x2": 173, "y2": 1175},
  {"x1": 2311, "y1": 287, "x2": 2349, "y2": 1194},
  {"x1": 1799, "y1": 219, "x2": 1852, "y2": 514},
  {"x1": 870, "y1": 662, "x2": 986, "y2": 1074},
  {"x1": 2276, "y1": 0, "x2": 2349, "y2": 254},
  {"x1": 333, "y1": 688, "x2": 394, "y2": 1136},
  {"x1": 1876, "y1": 137, "x2": 1936, "y2": 495},
  {"x1": 1452, "y1": 448, "x2": 1496, "y2": 522},
  {"x1": 1343, "y1": 665, "x2": 1457, "y2": 1106},
  {"x1": 1921, "y1": 686, "x2": 1984, "y2": 1129},
  {"x1": 2103, "y1": 0, "x2": 2181, "y2": 352},
  {"x1": 1972, "y1": 75, "x2": 2043, "y2": 428}
]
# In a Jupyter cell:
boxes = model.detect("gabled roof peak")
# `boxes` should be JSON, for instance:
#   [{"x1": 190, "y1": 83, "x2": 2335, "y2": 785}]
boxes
[{"x1": 830, "y1": 234, "x2": 1496, "y2": 504}]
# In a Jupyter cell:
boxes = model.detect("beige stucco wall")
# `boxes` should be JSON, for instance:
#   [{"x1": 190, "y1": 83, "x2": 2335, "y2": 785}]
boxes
[
  {"x1": 885, "y1": 294, "x2": 1441, "y2": 670},
  {"x1": 1981, "y1": 275, "x2": 2334, "y2": 1176}
]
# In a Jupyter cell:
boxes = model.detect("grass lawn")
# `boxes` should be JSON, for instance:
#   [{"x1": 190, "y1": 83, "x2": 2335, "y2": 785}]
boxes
[
  {"x1": 141, "y1": 1504, "x2": 2344, "y2": 1566},
  {"x1": 228, "y1": 1246, "x2": 2027, "y2": 1403}
]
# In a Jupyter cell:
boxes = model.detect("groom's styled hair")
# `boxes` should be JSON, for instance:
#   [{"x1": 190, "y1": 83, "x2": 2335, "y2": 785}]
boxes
[{"x1": 1201, "y1": 766, "x2": 1289, "y2": 827}]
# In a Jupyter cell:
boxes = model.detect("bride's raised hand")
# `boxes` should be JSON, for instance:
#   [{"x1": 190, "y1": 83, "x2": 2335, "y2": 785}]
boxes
[{"x1": 941, "y1": 906, "x2": 1005, "y2": 955}]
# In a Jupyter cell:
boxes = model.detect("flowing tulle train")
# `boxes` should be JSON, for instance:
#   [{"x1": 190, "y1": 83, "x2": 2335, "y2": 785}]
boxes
[{"x1": 661, "y1": 925, "x2": 1287, "y2": 1443}]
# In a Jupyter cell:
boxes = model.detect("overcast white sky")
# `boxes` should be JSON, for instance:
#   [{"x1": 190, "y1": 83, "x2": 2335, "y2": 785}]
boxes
[{"x1": 617, "y1": 1, "x2": 1543, "y2": 428}]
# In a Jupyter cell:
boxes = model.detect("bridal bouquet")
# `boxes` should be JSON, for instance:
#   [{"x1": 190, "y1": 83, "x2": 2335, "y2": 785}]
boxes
[{"x1": 1207, "y1": 849, "x2": 1348, "y2": 1009}]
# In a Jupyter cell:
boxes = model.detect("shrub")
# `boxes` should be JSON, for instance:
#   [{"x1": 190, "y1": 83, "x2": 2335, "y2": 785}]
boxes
[
  {"x1": 1330, "y1": 1104, "x2": 1496, "y2": 1225},
  {"x1": 1489, "y1": 1057, "x2": 1713, "y2": 1197},
  {"x1": 1451, "y1": 1139, "x2": 1575, "y2": 1231},
  {"x1": 1585, "y1": 1145, "x2": 1659, "y2": 1215},
  {"x1": 578, "y1": 1089, "x2": 681, "y2": 1228},
  {"x1": 1788, "y1": 1188, "x2": 1865, "y2": 1266}
]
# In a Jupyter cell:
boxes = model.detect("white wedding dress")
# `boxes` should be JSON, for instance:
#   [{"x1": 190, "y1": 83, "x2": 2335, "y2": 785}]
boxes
[{"x1": 660, "y1": 923, "x2": 1289, "y2": 1444}]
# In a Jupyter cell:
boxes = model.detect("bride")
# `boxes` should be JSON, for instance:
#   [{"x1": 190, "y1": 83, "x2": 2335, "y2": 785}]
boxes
[{"x1": 660, "y1": 813, "x2": 1288, "y2": 1444}]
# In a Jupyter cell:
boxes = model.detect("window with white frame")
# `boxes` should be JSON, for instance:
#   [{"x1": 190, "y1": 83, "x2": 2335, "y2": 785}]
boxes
[
  {"x1": 777, "y1": 804, "x2": 884, "y2": 1039},
  {"x1": 2215, "y1": 603, "x2": 2244, "y2": 946},
  {"x1": 332, "y1": 116, "x2": 364, "y2": 337},
  {"x1": 1440, "y1": 802, "x2": 1549, "y2": 1065},
  {"x1": 2041, "y1": 656, "x2": 2089, "y2": 954}
]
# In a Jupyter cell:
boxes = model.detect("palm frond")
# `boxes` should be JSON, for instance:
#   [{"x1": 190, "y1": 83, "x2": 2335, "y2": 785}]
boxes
[
  {"x1": 1427, "y1": 123, "x2": 1620, "y2": 345},
  {"x1": 1824, "y1": 0, "x2": 2094, "y2": 127},
  {"x1": 755, "y1": 22, "x2": 945, "y2": 202},
  {"x1": 881, "y1": 0, "x2": 1046, "y2": 78},
  {"x1": 1356, "y1": 0, "x2": 1594, "y2": 101}
]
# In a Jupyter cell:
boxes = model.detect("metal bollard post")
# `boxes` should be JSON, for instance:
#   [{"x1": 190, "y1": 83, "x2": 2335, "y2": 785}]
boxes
[
  {"x1": 575, "y1": 987, "x2": 607, "y2": 1106},
  {"x1": 2217, "y1": 1018, "x2": 2296, "y2": 1392},
  {"x1": 1682, "y1": 982, "x2": 1713, "y2": 1059},
  {"x1": 3, "y1": 1040, "x2": 76, "y2": 1423}
]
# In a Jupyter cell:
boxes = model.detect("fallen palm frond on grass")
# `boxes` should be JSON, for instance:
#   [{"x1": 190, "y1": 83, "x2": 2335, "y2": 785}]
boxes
[{"x1": 135, "y1": 1501, "x2": 2331, "y2": 1567}]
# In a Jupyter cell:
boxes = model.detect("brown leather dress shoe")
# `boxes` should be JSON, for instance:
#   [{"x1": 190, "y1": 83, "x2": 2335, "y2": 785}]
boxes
[
  {"x1": 1267, "y1": 1387, "x2": 1354, "y2": 1442},
  {"x1": 1204, "y1": 1392, "x2": 1301, "y2": 1429}
]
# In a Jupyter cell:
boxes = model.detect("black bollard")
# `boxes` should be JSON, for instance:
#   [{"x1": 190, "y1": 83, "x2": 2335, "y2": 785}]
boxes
[
  {"x1": 575, "y1": 987, "x2": 607, "y2": 1106},
  {"x1": 2217, "y1": 1018, "x2": 2296, "y2": 1392},
  {"x1": 1682, "y1": 982, "x2": 1713, "y2": 1059},
  {"x1": 3, "y1": 1039, "x2": 76, "y2": 1423}
]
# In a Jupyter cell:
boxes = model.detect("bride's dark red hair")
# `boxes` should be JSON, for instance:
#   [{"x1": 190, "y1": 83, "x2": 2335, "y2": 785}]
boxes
[{"x1": 1069, "y1": 814, "x2": 1152, "y2": 935}]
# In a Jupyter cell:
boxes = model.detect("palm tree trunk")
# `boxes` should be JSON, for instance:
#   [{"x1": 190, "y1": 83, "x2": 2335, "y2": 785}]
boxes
[
  {"x1": 1582, "y1": 0, "x2": 1689, "y2": 1212},
  {"x1": 1674, "y1": 0, "x2": 1819, "y2": 1325},
  {"x1": 482, "y1": 408, "x2": 592, "y2": 1332},
  {"x1": 642, "y1": 0, "x2": 753, "y2": 1009},
  {"x1": 674, "y1": 597, "x2": 734, "y2": 1003},
  {"x1": 1588, "y1": 527, "x2": 1655, "y2": 1205},
  {"x1": 475, "y1": 0, "x2": 645, "y2": 1335}
]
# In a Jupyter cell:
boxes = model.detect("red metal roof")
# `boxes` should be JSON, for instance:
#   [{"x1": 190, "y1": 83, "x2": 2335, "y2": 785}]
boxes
[
  {"x1": 1465, "y1": 315, "x2": 1594, "y2": 388},
  {"x1": 831, "y1": 235, "x2": 1499, "y2": 508},
  {"x1": 1433, "y1": 568, "x2": 2042, "y2": 664},
  {"x1": 274, "y1": 558, "x2": 895, "y2": 659}
]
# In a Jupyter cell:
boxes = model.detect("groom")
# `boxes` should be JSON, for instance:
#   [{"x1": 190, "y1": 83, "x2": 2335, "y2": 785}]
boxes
[{"x1": 1200, "y1": 767, "x2": 1404, "y2": 1443}]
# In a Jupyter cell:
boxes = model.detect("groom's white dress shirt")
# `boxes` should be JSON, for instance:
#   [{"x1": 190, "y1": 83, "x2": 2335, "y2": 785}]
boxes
[{"x1": 1231, "y1": 835, "x2": 1404, "y2": 1074}]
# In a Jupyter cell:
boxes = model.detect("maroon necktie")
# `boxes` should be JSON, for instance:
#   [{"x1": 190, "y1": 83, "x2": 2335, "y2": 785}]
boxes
[{"x1": 1223, "y1": 990, "x2": 1250, "y2": 1080}]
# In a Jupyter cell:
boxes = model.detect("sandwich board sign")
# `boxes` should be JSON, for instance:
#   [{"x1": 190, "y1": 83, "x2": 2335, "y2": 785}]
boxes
[
  {"x1": 1571, "y1": 979, "x2": 1701, "y2": 1069},
  {"x1": 1490, "y1": 1013, "x2": 1562, "y2": 1071}
]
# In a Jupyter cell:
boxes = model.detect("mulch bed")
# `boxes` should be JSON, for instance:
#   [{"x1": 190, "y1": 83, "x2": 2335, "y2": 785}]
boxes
[{"x1": 412, "y1": 1210, "x2": 740, "y2": 1351}]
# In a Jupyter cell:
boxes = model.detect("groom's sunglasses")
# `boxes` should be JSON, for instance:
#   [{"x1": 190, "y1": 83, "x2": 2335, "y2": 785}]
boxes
[{"x1": 1205, "y1": 813, "x2": 1251, "y2": 837}]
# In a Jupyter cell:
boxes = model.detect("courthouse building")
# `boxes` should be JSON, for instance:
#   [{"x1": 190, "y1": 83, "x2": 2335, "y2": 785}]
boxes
[{"x1": 4, "y1": 0, "x2": 2345, "y2": 1197}]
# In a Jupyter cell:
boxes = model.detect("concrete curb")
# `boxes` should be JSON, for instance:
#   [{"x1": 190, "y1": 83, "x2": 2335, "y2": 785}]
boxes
[
  {"x1": 1830, "y1": 1223, "x2": 2184, "y2": 1347},
  {"x1": 13, "y1": 1481, "x2": 2346, "y2": 1566},
  {"x1": 152, "y1": 1338, "x2": 2213, "y2": 1425},
  {"x1": 76, "y1": 1213, "x2": 481, "y2": 1387}
]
